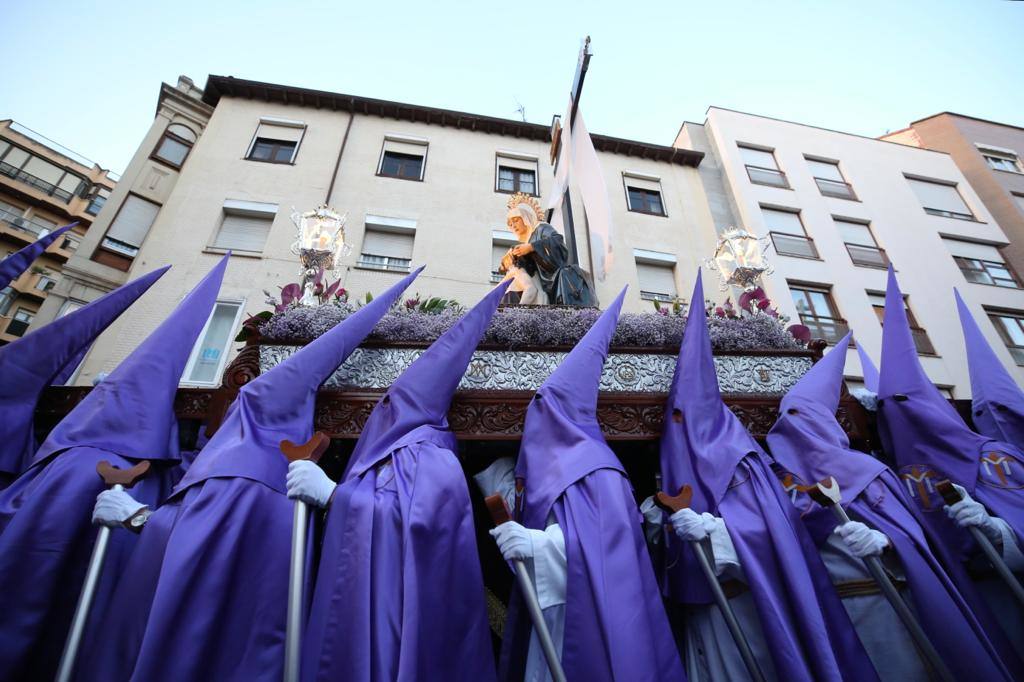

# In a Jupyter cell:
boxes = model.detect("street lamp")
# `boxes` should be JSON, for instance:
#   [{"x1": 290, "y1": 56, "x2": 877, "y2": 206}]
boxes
[
  {"x1": 706, "y1": 227, "x2": 773, "y2": 292},
  {"x1": 290, "y1": 205, "x2": 351, "y2": 305}
]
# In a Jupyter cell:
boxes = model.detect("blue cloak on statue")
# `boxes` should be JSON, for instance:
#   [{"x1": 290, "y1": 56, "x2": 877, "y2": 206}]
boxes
[
  {"x1": 79, "y1": 268, "x2": 422, "y2": 682},
  {"x1": 0, "y1": 255, "x2": 228, "y2": 681}
]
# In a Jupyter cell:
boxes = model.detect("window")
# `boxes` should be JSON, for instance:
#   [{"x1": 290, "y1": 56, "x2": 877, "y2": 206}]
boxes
[
  {"x1": 943, "y1": 238, "x2": 1020, "y2": 288},
  {"x1": 906, "y1": 177, "x2": 974, "y2": 220},
  {"x1": 377, "y1": 136, "x2": 428, "y2": 181},
  {"x1": 210, "y1": 200, "x2": 276, "y2": 254},
  {"x1": 622, "y1": 172, "x2": 666, "y2": 216},
  {"x1": 246, "y1": 117, "x2": 304, "y2": 164},
  {"x1": 34, "y1": 273, "x2": 57, "y2": 292},
  {"x1": 491, "y1": 230, "x2": 517, "y2": 283},
  {"x1": 0, "y1": 287, "x2": 14, "y2": 316},
  {"x1": 1013, "y1": 193, "x2": 1024, "y2": 217},
  {"x1": 790, "y1": 284, "x2": 847, "y2": 344},
  {"x1": 835, "y1": 218, "x2": 887, "y2": 268},
  {"x1": 739, "y1": 145, "x2": 789, "y2": 188},
  {"x1": 6, "y1": 308, "x2": 33, "y2": 337},
  {"x1": 97, "y1": 195, "x2": 160, "y2": 266},
  {"x1": 987, "y1": 310, "x2": 1024, "y2": 366},
  {"x1": 807, "y1": 158, "x2": 857, "y2": 200},
  {"x1": 182, "y1": 301, "x2": 243, "y2": 385},
  {"x1": 86, "y1": 187, "x2": 111, "y2": 216},
  {"x1": 982, "y1": 150, "x2": 1021, "y2": 174},
  {"x1": 868, "y1": 291, "x2": 936, "y2": 355},
  {"x1": 0, "y1": 142, "x2": 84, "y2": 203},
  {"x1": 151, "y1": 123, "x2": 197, "y2": 169},
  {"x1": 495, "y1": 152, "x2": 539, "y2": 195},
  {"x1": 634, "y1": 250, "x2": 678, "y2": 301},
  {"x1": 763, "y1": 206, "x2": 818, "y2": 258},
  {"x1": 358, "y1": 217, "x2": 415, "y2": 272},
  {"x1": 0, "y1": 199, "x2": 23, "y2": 224}
]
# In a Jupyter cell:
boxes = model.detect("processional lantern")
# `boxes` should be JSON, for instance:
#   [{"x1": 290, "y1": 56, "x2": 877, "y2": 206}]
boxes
[
  {"x1": 706, "y1": 227, "x2": 773, "y2": 292},
  {"x1": 289, "y1": 205, "x2": 351, "y2": 305}
]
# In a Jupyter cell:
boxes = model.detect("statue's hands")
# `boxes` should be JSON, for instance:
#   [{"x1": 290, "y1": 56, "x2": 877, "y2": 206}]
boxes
[{"x1": 511, "y1": 243, "x2": 534, "y2": 257}]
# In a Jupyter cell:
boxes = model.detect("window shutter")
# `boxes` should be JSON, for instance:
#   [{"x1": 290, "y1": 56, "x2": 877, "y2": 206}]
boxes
[
  {"x1": 762, "y1": 208, "x2": 804, "y2": 235},
  {"x1": 383, "y1": 138, "x2": 428, "y2": 158},
  {"x1": 496, "y1": 154, "x2": 538, "y2": 173},
  {"x1": 623, "y1": 173, "x2": 662, "y2": 193},
  {"x1": 22, "y1": 156, "x2": 64, "y2": 184},
  {"x1": 636, "y1": 262, "x2": 676, "y2": 296},
  {"x1": 835, "y1": 220, "x2": 874, "y2": 245},
  {"x1": 255, "y1": 121, "x2": 304, "y2": 143},
  {"x1": 213, "y1": 213, "x2": 272, "y2": 252},
  {"x1": 943, "y1": 238, "x2": 1004, "y2": 262},
  {"x1": 107, "y1": 196, "x2": 160, "y2": 247},
  {"x1": 739, "y1": 146, "x2": 777, "y2": 169},
  {"x1": 491, "y1": 243, "x2": 509, "y2": 271},
  {"x1": 362, "y1": 229, "x2": 414, "y2": 259},
  {"x1": 907, "y1": 179, "x2": 971, "y2": 214},
  {"x1": 807, "y1": 160, "x2": 844, "y2": 181}
]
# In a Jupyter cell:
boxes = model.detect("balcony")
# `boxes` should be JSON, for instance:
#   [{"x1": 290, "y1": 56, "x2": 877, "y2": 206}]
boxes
[
  {"x1": 356, "y1": 253, "x2": 412, "y2": 273},
  {"x1": 640, "y1": 290, "x2": 675, "y2": 302},
  {"x1": 0, "y1": 207, "x2": 56, "y2": 241},
  {"x1": 745, "y1": 165, "x2": 790, "y2": 189},
  {"x1": 770, "y1": 232, "x2": 819, "y2": 259},
  {"x1": 800, "y1": 316, "x2": 850, "y2": 345},
  {"x1": 0, "y1": 161, "x2": 76, "y2": 203},
  {"x1": 845, "y1": 243, "x2": 890, "y2": 269},
  {"x1": 814, "y1": 177, "x2": 857, "y2": 200}
]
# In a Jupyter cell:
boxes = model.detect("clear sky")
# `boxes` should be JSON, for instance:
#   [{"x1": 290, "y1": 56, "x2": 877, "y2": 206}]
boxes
[{"x1": 2, "y1": 0, "x2": 1021, "y2": 175}]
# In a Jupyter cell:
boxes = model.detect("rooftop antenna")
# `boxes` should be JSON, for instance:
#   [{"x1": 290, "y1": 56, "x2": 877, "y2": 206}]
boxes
[{"x1": 513, "y1": 97, "x2": 527, "y2": 122}]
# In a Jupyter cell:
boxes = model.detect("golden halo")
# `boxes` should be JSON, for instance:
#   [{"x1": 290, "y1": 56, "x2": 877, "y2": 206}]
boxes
[{"x1": 506, "y1": 192, "x2": 544, "y2": 223}]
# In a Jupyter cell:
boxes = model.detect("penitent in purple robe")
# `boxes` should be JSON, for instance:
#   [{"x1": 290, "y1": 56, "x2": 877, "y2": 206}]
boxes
[
  {"x1": 767, "y1": 332, "x2": 1021, "y2": 680},
  {"x1": 79, "y1": 268, "x2": 423, "y2": 682},
  {"x1": 502, "y1": 288, "x2": 685, "y2": 682},
  {"x1": 0, "y1": 265, "x2": 167, "y2": 489},
  {"x1": 301, "y1": 281, "x2": 508, "y2": 682},
  {"x1": 0, "y1": 255, "x2": 228, "y2": 682},
  {"x1": 0, "y1": 222, "x2": 74, "y2": 291},
  {"x1": 660, "y1": 272, "x2": 878, "y2": 682},
  {"x1": 956, "y1": 289, "x2": 1024, "y2": 447}
]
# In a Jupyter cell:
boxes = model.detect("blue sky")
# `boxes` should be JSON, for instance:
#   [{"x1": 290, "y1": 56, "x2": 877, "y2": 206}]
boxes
[{"x1": 2, "y1": 0, "x2": 1021, "y2": 175}]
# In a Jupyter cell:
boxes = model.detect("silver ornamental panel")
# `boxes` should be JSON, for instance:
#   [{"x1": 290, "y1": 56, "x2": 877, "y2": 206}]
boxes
[{"x1": 259, "y1": 346, "x2": 812, "y2": 395}]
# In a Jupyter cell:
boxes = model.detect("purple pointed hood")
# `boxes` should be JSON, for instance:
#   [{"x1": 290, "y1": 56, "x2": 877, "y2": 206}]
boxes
[
  {"x1": 31, "y1": 255, "x2": 229, "y2": 467},
  {"x1": 767, "y1": 333, "x2": 887, "y2": 504},
  {"x1": 878, "y1": 266, "x2": 988, "y2": 487},
  {"x1": 956, "y1": 289, "x2": 1024, "y2": 445},
  {"x1": 344, "y1": 280, "x2": 511, "y2": 479},
  {"x1": 515, "y1": 288, "x2": 626, "y2": 528},
  {"x1": 0, "y1": 223, "x2": 75, "y2": 291},
  {"x1": 856, "y1": 340, "x2": 880, "y2": 392},
  {"x1": 0, "y1": 266, "x2": 168, "y2": 478},
  {"x1": 177, "y1": 267, "x2": 422, "y2": 494},
  {"x1": 661, "y1": 271, "x2": 762, "y2": 511}
]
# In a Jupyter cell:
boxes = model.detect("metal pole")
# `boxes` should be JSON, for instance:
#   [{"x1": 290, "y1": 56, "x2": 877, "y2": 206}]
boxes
[
  {"x1": 54, "y1": 484, "x2": 122, "y2": 682},
  {"x1": 284, "y1": 499, "x2": 309, "y2": 682}
]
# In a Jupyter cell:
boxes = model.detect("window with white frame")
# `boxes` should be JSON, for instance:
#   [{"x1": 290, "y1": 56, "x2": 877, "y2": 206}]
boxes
[
  {"x1": 152, "y1": 123, "x2": 198, "y2": 169},
  {"x1": 806, "y1": 158, "x2": 856, "y2": 200},
  {"x1": 495, "y1": 152, "x2": 538, "y2": 195},
  {"x1": 987, "y1": 309, "x2": 1024, "y2": 366},
  {"x1": 34, "y1": 271, "x2": 57, "y2": 292},
  {"x1": 377, "y1": 135, "x2": 428, "y2": 181},
  {"x1": 739, "y1": 145, "x2": 789, "y2": 188},
  {"x1": 634, "y1": 249, "x2": 677, "y2": 302},
  {"x1": 763, "y1": 206, "x2": 817, "y2": 258},
  {"x1": 978, "y1": 146, "x2": 1022, "y2": 174},
  {"x1": 101, "y1": 194, "x2": 161, "y2": 258},
  {"x1": 906, "y1": 176, "x2": 974, "y2": 220},
  {"x1": 942, "y1": 238, "x2": 1020, "y2": 288},
  {"x1": 182, "y1": 301, "x2": 244, "y2": 385},
  {"x1": 623, "y1": 172, "x2": 666, "y2": 216},
  {"x1": 358, "y1": 215, "x2": 415, "y2": 272},
  {"x1": 210, "y1": 200, "x2": 276, "y2": 254},
  {"x1": 835, "y1": 217, "x2": 887, "y2": 268},
  {"x1": 491, "y1": 229, "x2": 517, "y2": 283},
  {"x1": 246, "y1": 117, "x2": 305, "y2": 164}
]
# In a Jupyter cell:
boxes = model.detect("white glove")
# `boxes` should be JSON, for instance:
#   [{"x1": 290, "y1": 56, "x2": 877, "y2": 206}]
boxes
[
  {"x1": 835, "y1": 521, "x2": 889, "y2": 558},
  {"x1": 489, "y1": 521, "x2": 533, "y2": 561},
  {"x1": 640, "y1": 496, "x2": 664, "y2": 527},
  {"x1": 945, "y1": 484, "x2": 1002, "y2": 544},
  {"x1": 669, "y1": 508, "x2": 718, "y2": 542},
  {"x1": 286, "y1": 460, "x2": 336, "y2": 508},
  {"x1": 92, "y1": 489, "x2": 147, "y2": 527}
]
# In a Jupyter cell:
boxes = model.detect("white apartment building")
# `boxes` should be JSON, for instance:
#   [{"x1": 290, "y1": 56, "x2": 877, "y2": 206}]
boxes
[
  {"x1": 679, "y1": 107, "x2": 1024, "y2": 395},
  {"x1": 57, "y1": 76, "x2": 719, "y2": 387}
]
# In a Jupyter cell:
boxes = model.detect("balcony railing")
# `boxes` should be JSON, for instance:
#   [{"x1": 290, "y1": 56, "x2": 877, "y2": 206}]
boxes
[
  {"x1": 910, "y1": 327, "x2": 936, "y2": 355},
  {"x1": 0, "y1": 207, "x2": 55, "y2": 238},
  {"x1": 640, "y1": 290, "x2": 674, "y2": 302},
  {"x1": 923, "y1": 207, "x2": 974, "y2": 221},
  {"x1": 801, "y1": 316, "x2": 850, "y2": 345},
  {"x1": 356, "y1": 254, "x2": 412, "y2": 273},
  {"x1": 745, "y1": 165, "x2": 790, "y2": 189},
  {"x1": 0, "y1": 162, "x2": 76, "y2": 203},
  {"x1": 814, "y1": 177, "x2": 857, "y2": 200},
  {"x1": 1007, "y1": 345, "x2": 1024, "y2": 366},
  {"x1": 845, "y1": 243, "x2": 890, "y2": 269},
  {"x1": 770, "y1": 232, "x2": 819, "y2": 259}
]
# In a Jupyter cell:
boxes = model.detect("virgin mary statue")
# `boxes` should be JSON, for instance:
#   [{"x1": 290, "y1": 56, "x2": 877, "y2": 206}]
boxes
[{"x1": 499, "y1": 193, "x2": 597, "y2": 306}]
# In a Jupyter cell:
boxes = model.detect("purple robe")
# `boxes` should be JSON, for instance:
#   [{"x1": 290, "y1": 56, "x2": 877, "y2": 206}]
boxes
[
  {"x1": 661, "y1": 272, "x2": 877, "y2": 682},
  {"x1": 768, "y1": 332, "x2": 1021, "y2": 680},
  {"x1": 79, "y1": 268, "x2": 423, "y2": 682},
  {"x1": 0, "y1": 255, "x2": 228, "y2": 681},
  {"x1": 956, "y1": 289, "x2": 1024, "y2": 446},
  {"x1": 0, "y1": 266, "x2": 167, "y2": 487},
  {"x1": 504, "y1": 288, "x2": 685, "y2": 682},
  {"x1": 302, "y1": 281, "x2": 508, "y2": 682},
  {"x1": 0, "y1": 223, "x2": 74, "y2": 291}
]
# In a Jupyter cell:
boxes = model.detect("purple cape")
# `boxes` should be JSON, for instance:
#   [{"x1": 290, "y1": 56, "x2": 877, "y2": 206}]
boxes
[
  {"x1": 302, "y1": 281, "x2": 508, "y2": 682},
  {"x1": 878, "y1": 266, "x2": 1024, "y2": 556},
  {"x1": 0, "y1": 256, "x2": 227, "y2": 681},
  {"x1": 660, "y1": 272, "x2": 877, "y2": 682},
  {"x1": 80, "y1": 269, "x2": 422, "y2": 682},
  {"x1": 956, "y1": 288, "x2": 1024, "y2": 446},
  {"x1": 503, "y1": 288, "x2": 685, "y2": 682},
  {"x1": 0, "y1": 223, "x2": 75, "y2": 291},
  {"x1": 768, "y1": 333, "x2": 1021, "y2": 680},
  {"x1": 0, "y1": 266, "x2": 167, "y2": 487}
]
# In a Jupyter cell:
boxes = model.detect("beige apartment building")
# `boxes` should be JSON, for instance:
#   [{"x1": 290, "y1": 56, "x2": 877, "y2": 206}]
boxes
[
  {"x1": 0, "y1": 120, "x2": 116, "y2": 344},
  {"x1": 680, "y1": 107, "x2": 1024, "y2": 395}
]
